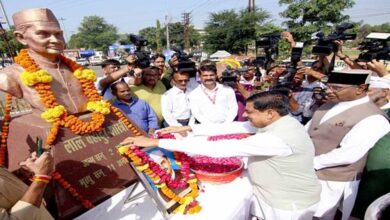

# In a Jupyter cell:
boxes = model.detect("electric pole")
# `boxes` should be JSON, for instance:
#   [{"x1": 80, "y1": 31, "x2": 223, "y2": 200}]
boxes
[
  {"x1": 165, "y1": 15, "x2": 170, "y2": 50},
  {"x1": 182, "y1": 12, "x2": 190, "y2": 51},
  {"x1": 0, "y1": 0, "x2": 10, "y2": 28},
  {"x1": 248, "y1": 0, "x2": 255, "y2": 12}
]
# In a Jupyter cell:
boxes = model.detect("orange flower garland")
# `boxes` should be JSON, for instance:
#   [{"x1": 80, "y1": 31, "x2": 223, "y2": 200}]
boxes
[
  {"x1": 0, "y1": 94, "x2": 12, "y2": 167},
  {"x1": 14, "y1": 49, "x2": 108, "y2": 145},
  {"x1": 52, "y1": 171, "x2": 94, "y2": 209},
  {"x1": 117, "y1": 146, "x2": 202, "y2": 214}
]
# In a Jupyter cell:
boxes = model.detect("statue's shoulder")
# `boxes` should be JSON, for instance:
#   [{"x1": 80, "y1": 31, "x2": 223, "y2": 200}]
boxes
[{"x1": 0, "y1": 63, "x2": 25, "y2": 77}]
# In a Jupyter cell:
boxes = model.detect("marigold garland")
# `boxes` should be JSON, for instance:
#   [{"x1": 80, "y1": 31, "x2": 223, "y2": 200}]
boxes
[
  {"x1": 0, "y1": 94, "x2": 12, "y2": 167},
  {"x1": 117, "y1": 145, "x2": 202, "y2": 215}
]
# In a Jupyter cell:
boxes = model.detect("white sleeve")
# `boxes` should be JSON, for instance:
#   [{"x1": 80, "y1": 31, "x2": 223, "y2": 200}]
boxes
[
  {"x1": 191, "y1": 121, "x2": 257, "y2": 136},
  {"x1": 304, "y1": 119, "x2": 312, "y2": 131},
  {"x1": 188, "y1": 92, "x2": 208, "y2": 123},
  {"x1": 314, "y1": 115, "x2": 390, "y2": 170},
  {"x1": 225, "y1": 87, "x2": 239, "y2": 122},
  {"x1": 161, "y1": 93, "x2": 181, "y2": 127},
  {"x1": 159, "y1": 133, "x2": 293, "y2": 158}
]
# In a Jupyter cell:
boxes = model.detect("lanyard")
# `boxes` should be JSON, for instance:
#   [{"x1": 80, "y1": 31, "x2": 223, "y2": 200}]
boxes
[{"x1": 202, "y1": 86, "x2": 218, "y2": 104}]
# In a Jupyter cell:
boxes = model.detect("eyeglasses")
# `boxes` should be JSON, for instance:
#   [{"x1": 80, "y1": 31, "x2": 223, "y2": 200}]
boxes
[
  {"x1": 175, "y1": 79, "x2": 189, "y2": 83},
  {"x1": 327, "y1": 84, "x2": 355, "y2": 92}
]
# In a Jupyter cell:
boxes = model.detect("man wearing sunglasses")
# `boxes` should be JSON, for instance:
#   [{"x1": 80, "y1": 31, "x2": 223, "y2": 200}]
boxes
[
  {"x1": 305, "y1": 70, "x2": 390, "y2": 220},
  {"x1": 161, "y1": 70, "x2": 192, "y2": 127}
]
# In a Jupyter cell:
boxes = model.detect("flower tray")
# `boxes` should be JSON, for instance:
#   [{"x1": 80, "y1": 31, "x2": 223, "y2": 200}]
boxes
[{"x1": 190, "y1": 156, "x2": 243, "y2": 184}]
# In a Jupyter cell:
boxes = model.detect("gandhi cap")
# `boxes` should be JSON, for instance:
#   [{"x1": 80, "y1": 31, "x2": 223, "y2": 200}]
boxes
[
  {"x1": 12, "y1": 8, "x2": 59, "y2": 29},
  {"x1": 326, "y1": 69, "x2": 372, "y2": 85},
  {"x1": 369, "y1": 76, "x2": 390, "y2": 89}
]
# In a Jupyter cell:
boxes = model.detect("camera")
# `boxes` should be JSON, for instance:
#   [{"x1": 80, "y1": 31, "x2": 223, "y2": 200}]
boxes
[
  {"x1": 255, "y1": 32, "x2": 281, "y2": 70},
  {"x1": 130, "y1": 34, "x2": 148, "y2": 47},
  {"x1": 220, "y1": 66, "x2": 248, "y2": 85},
  {"x1": 129, "y1": 34, "x2": 150, "y2": 68},
  {"x1": 356, "y1": 32, "x2": 390, "y2": 62},
  {"x1": 171, "y1": 47, "x2": 197, "y2": 78},
  {"x1": 312, "y1": 23, "x2": 356, "y2": 56},
  {"x1": 313, "y1": 87, "x2": 327, "y2": 100},
  {"x1": 276, "y1": 42, "x2": 304, "y2": 87}
]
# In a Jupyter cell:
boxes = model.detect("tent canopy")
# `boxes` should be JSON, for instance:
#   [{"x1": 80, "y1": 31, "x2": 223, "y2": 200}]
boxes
[{"x1": 210, "y1": 50, "x2": 231, "y2": 60}]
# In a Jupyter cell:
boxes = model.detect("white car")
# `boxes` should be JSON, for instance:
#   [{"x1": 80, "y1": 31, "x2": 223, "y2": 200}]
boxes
[
  {"x1": 89, "y1": 55, "x2": 106, "y2": 66},
  {"x1": 76, "y1": 58, "x2": 89, "y2": 66}
]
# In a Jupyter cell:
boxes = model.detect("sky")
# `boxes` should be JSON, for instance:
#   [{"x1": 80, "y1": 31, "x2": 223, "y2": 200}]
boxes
[{"x1": 1, "y1": 0, "x2": 389, "y2": 42}]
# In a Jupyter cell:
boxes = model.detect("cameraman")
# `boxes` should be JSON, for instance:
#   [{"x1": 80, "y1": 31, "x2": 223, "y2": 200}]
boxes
[
  {"x1": 290, "y1": 62, "x2": 327, "y2": 123},
  {"x1": 335, "y1": 40, "x2": 367, "y2": 70},
  {"x1": 97, "y1": 55, "x2": 142, "y2": 100},
  {"x1": 335, "y1": 40, "x2": 390, "y2": 78}
]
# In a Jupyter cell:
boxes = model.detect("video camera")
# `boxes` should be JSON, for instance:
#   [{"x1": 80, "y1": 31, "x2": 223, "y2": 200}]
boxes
[
  {"x1": 356, "y1": 32, "x2": 390, "y2": 62},
  {"x1": 129, "y1": 34, "x2": 150, "y2": 68},
  {"x1": 220, "y1": 66, "x2": 248, "y2": 85},
  {"x1": 277, "y1": 43, "x2": 304, "y2": 86},
  {"x1": 312, "y1": 23, "x2": 356, "y2": 56},
  {"x1": 171, "y1": 47, "x2": 197, "y2": 78},
  {"x1": 254, "y1": 32, "x2": 281, "y2": 70}
]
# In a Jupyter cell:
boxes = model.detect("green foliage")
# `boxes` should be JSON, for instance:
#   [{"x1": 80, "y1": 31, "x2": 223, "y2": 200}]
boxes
[
  {"x1": 0, "y1": 26, "x2": 24, "y2": 57},
  {"x1": 156, "y1": 20, "x2": 162, "y2": 53},
  {"x1": 139, "y1": 26, "x2": 158, "y2": 50},
  {"x1": 118, "y1": 34, "x2": 132, "y2": 45},
  {"x1": 162, "y1": 22, "x2": 200, "y2": 49},
  {"x1": 68, "y1": 16, "x2": 118, "y2": 52},
  {"x1": 204, "y1": 8, "x2": 269, "y2": 54},
  {"x1": 139, "y1": 22, "x2": 200, "y2": 51},
  {"x1": 344, "y1": 22, "x2": 390, "y2": 47},
  {"x1": 279, "y1": 0, "x2": 355, "y2": 43}
]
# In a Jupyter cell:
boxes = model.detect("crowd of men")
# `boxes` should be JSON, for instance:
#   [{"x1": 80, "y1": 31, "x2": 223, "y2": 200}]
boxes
[{"x1": 103, "y1": 32, "x2": 390, "y2": 220}]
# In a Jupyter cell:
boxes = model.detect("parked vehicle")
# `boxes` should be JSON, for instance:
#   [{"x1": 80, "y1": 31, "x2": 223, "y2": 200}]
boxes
[
  {"x1": 76, "y1": 58, "x2": 89, "y2": 66},
  {"x1": 89, "y1": 55, "x2": 106, "y2": 66},
  {"x1": 112, "y1": 56, "x2": 126, "y2": 64}
]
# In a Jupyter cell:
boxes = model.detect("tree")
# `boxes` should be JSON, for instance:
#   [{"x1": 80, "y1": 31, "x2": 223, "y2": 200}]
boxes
[
  {"x1": 68, "y1": 16, "x2": 118, "y2": 52},
  {"x1": 139, "y1": 27, "x2": 158, "y2": 50},
  {"x1": 162, "y1": 22, "x2": 201, "y2": 50},
  {"x1": 279, "y1": 0, "x2": 355, "y2": 43},
  {"x1": 156, "y1": 20, "x2": 162, "y2": 53},
  {"x1": 0, "y1": 26, "x2": 24, "y2": 57},
  {"x1": 204, "y1": 8, "x2": 269, "y2": 54},
  {"x1": 139, "y1": 22, "x2": 201, "y2": 51},
  {"x1": 118, "y1": 34, "x2": 131, "y2": 45}
]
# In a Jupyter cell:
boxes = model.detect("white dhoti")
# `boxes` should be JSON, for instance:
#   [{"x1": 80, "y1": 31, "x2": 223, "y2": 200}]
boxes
[
  {"x1": 314, "y1": 179, "x2": 360, "y2": 220},
  {"x1": 250, "y1": 195, "x2": 318, "y2": 220}
]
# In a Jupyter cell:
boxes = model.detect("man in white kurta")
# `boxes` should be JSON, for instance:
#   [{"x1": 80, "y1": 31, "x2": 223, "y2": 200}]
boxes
[
  {"x1": 306, "y1": 70, "x2": 390, "y2": 220},
  {"x1": 188, "y1": 61, "x2": 238, "y2": 124},
  {"x1": 123, "y1": 91, "x2": 321, "y2": 220},
  {"x1": 161, "y1": 71, "x2": 192, "y2": 127}
]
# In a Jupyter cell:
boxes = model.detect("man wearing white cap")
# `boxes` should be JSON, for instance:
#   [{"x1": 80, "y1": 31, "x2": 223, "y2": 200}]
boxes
[
  {"x1": 351, "y1": 76, "x2": 390, "y2": 219},
  {"x1": 368, "y1": 76, "x2": 390, "y2": 117},
  {"x1": 305, "y1": 69, "x2": 390, "y2": 220}
]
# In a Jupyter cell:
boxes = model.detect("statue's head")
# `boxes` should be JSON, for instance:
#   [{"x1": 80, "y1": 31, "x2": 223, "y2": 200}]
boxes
[{"x1": 13, "y1": 8, "x2": 65, "y2": 58}]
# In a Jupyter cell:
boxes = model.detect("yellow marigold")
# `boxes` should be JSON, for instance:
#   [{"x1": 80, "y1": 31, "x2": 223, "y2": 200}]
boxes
[
  {"x1": 41, "y1": 105, "x2": 66, "y2": 123},
  {"x1": 73, "y1": 69, "x2": 97, "y2": 81},
  {"x1": 86, "y1": 101, "x2": 110, "y2": 115},
  {"x1": 117, "y1": 146, "x2": 129, "y2": 155},
  {"x1": 20, "y1": 70, "x2": 53, "y2": 86}
]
